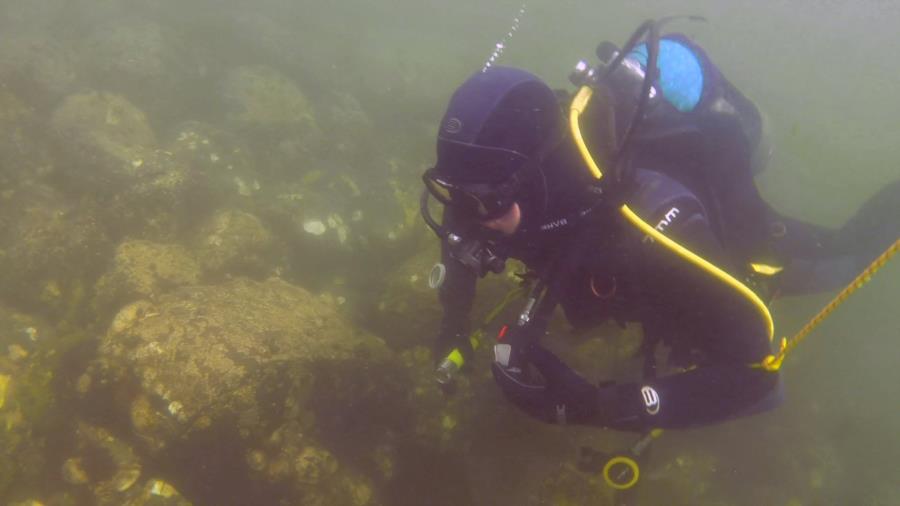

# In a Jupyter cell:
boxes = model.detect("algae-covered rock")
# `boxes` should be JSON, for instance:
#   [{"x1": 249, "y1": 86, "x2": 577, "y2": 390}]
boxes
[
  {"x1": 273, "y1": 181, "x2": 357, "y2": 283},
  {"x1": 125, "y1": 478, "x2": 191, "y2": 506},
  {"x1": 369, "y1": 240, "x2": 443, "y2": 349},
  {"x1": 529, "y1": 461, "x2": 613, "y2": 506},
  {"x1": 242, "y1": 419, "x2": 377, "y2": 506},
  {"x1": 260, "y1": 165, "x2": 424, "y2": 291},
  {"x1": 294, "y1": 445, "x2": 339, "y2": 485},
  {"x1": 93, "y1": 240, "x2": 201, "y2": 316},
  {"x1": 0, "y1": 88, "x2": 35, "y2": 135},
  {"x1": 319, "y1": 91, "x2": 376, "y2": 164},
  {"x1": 398, "y1": 346, "x2": 481, "y2": 449},
  {"x1": 219, "y1": 65, "x2": 324, "y2": 178},
  {"x1": 0, "y1": 423, "x2": 47, "y2": 505},
  {"x1": 635, "y1": 450, "x2": 720, "y2": 505},
  {"x1": 61, "y1": 457, "x2": 89, "y2": 485},
  {"x1": 62, "y1": 422, "x2": 144, "y2": 504},
  {"x1": 220, "y1": 65, "x2": 321, "y2": 139},
  {"x1": 192, "y1": 209, "x2": 278, "y2": 279},
  {"x1": 351, "y1": 169, "x2": 426, "y2": 261},
  {"x1": 0, "y1": 307, "x2": 61, "y2": 501},
  {"x1": 0, "y1": 89, "x2": 54, "y2": 187},
  {"x1": 0, "y1": 306, "x2": 51, "y2": 360},
  {"x1": 102, "y1": 151, "x2": 192, "y2": 242},
  {"x1": 370, "y1": 240, "x2": 526, "y2": 350},
  {"x1": 164, "y1": 121, "x2": 259, "y2": 204},
  {"x1": 324, "y1": 92, "x2": 373, "y2": 141},
  {"x1": 0, "y1": 183, "x2": 110, "y2": 317},
  {"x1": 50, "y1": 91, "x2": 199, "y2": 239},
  {"x1": 0, "y1": 373, "x2": 10, "y2": 410},
  {"x1": 0, "y1": 32, "x2": 79, "y2": 105},
  {"x1": 51, "y1": 91, "x2": 157, "y2": 187},
  {"x1": 55, "y1": 420, "x2": 192, "y2": 505},
  {"x1": 82, "y1": 277, "x2": 406, "y2": 503}
]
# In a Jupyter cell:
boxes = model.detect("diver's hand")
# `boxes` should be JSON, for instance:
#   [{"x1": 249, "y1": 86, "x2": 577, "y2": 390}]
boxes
[
  {"x1": 432, "y1": 329, "x2": 473, "y2": 367},
  {"x1": 433, "y1": 329, "x2": 476, "y2": 389},
  {"x1": 492, "y1": 344, "x2": 601, "y2": 424}
]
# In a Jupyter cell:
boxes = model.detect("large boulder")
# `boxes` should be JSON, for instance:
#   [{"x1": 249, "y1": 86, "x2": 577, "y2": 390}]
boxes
[
  {"x1": 191, "y1": 209, "x2": 279, "y2": 279},
  {"x1": 220, "y1": 65, "x2": 317, "y2": 133},
  {"x1": 219, "y1": 65, "x2": 324, "y2": 179},
  {"x1": 50, "y1": 92, "x2": 198, "y2": 241},
  {"x1": 50, "y1": 91, "x2": 157, "y2": 187},
  {"x1": 80, "y1": 278, "x2": 408, "y2": 504},
  {"x1": 92, "y1": 240, "x2": 201, "y2": 318}
]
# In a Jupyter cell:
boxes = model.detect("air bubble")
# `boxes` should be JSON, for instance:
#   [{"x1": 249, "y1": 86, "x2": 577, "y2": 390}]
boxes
[{"x1": 481, "y1": 2, "x2": 527, "y2": 72}]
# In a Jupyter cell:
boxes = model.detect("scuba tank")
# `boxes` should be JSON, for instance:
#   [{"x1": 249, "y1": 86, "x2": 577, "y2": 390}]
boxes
[{"x1": 572, "y1": 23, "x2": 775, "y2": 272}]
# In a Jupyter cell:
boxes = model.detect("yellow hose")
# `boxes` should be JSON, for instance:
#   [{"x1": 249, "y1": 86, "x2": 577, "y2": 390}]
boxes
[
  {"x1": 570, "y1": 87, "x2": 605, "y2": 180},
  {"x1": 569, "y1": 85, "x2": 775, "y2": 341},
  {"x1": 571, "y1": 78, "x2": 899, "y2": 376}
]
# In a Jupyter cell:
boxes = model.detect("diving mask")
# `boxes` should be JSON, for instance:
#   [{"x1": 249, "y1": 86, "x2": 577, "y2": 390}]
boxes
[
  {"x1": 419, "y1": 189, "x2": 508, "y2": 277},
  {"x1": 422, "y1": 167, "x2": 521, "y2": 221}
]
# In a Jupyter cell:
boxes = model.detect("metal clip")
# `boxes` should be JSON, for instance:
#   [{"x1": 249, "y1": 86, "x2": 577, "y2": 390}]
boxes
[{"x1": 517, "y1": 296, "x2": 536, "y2": 327}]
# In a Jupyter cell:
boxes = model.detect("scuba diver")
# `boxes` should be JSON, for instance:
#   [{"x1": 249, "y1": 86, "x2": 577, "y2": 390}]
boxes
[{"x1": 420, "y1": 21, "x2": 900, "y2": 431}]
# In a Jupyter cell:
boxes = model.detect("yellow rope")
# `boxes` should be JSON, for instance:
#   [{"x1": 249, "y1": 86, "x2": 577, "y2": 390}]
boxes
[{"x1": 761, "y1": 238, "x2": 900, "y2": 371}]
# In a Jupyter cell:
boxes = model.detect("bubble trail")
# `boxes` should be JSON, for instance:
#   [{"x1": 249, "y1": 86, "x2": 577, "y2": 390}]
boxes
[{"x1": 482, "y1": 3, "x2": 527, "y2": 72}]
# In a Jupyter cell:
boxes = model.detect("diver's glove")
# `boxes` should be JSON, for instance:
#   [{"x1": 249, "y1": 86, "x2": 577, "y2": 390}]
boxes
[
  {"x1": 433, "y1": 327, "x2": 473, "y2": 367},
  {"x1": 492, "y1": 344, "x2": 632, "y2": 426}
]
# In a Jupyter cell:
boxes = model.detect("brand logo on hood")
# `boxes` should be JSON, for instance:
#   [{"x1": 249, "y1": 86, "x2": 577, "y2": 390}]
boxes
[{"x1": 444, "y1": 117, "x2": 463, "y2": 134}]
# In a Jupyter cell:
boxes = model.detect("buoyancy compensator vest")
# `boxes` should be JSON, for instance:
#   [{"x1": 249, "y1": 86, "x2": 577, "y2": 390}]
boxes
[{"x1": 581, "y1": 32, "x2": 776, "y2": 273}]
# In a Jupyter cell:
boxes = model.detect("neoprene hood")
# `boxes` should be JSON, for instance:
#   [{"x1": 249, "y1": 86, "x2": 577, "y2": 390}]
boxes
[{"x1": 433, "y1": 66, "x2": 561, "y2": 184}]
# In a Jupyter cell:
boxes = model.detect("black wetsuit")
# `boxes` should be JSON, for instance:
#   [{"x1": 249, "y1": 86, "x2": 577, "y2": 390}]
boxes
[
  {"x1": 438, "y1": 126, "x2": 898, "y2": 432},
  {"x1": 439, "y1": 136, "x2": 781, "y2": 430},
  {"x1": 436, "y1": 35, "x2": 899, "y2": 431}
]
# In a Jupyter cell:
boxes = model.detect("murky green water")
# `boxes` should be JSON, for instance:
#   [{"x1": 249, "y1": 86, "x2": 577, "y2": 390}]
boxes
[{"x1": 0, "y1": 1, "x2": 897, "y2": 505}]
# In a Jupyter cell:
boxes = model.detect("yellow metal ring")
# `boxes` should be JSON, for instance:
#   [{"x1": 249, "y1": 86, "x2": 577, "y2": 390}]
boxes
[{"x1": 602, "y1": 456, "x2": 640, "y2": 490}]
